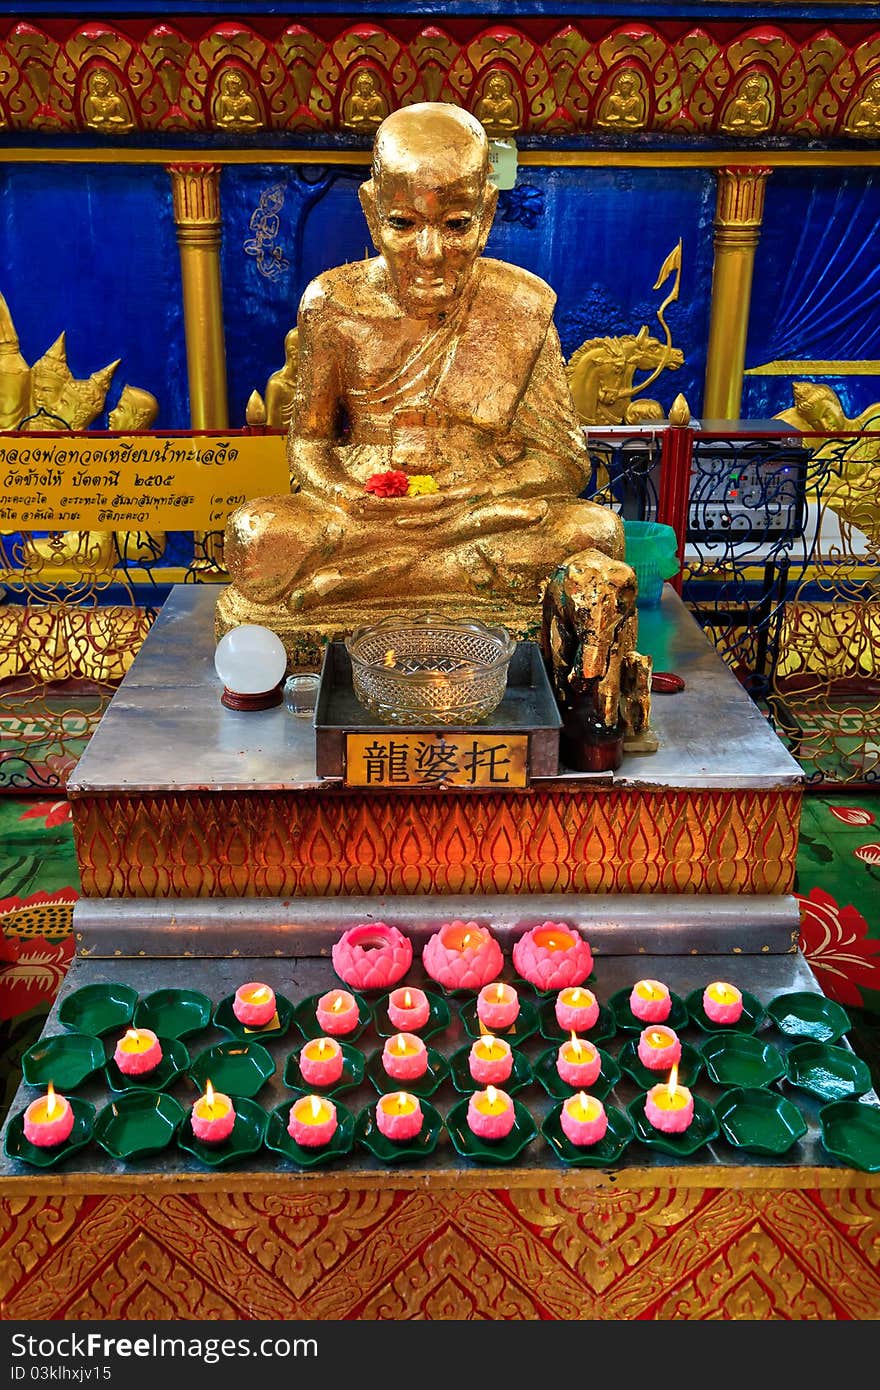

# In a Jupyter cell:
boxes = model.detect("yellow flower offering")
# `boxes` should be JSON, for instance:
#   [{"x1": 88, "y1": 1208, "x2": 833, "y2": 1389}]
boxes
[{"x1": 406, "y1": 474, "x2": 439, "y2": 496}]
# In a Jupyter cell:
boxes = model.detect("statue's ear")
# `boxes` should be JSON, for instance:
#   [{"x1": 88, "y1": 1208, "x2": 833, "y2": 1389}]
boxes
[
  {"x1": 358, "y1": 179, "x2": 381, "y2": 251},
  {"x1": 477, "y1": 181, "x2": 499, "y2": 252}
]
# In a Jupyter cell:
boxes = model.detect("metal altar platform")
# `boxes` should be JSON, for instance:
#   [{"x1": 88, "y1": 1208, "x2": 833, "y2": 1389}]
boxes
[{"x1": 66, "y1": 583, "x2": 803, "y2": 900}]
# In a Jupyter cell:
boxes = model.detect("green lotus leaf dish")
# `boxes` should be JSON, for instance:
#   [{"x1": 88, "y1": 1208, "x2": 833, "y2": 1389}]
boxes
[
  {"x1": 104, "y1": 1036, "x2": 190, "y2": 1093},
  {"x1": 685, "y1": 987, "x2": 767, "y2": 1035},
  {"x1": 542, "y1": 1101, "x2": 634, "y2": 1167},
  {"x1": 134, "y1": 989, "x2": 213, "y2": 1041},
  {"x1": 21, "y1": 1033, "x2": 105, "y2": 1090},
  {"x1": 627, "y1": 1093, "x2": 719, "y2": 1158},
  {"x1": 458, "y1": 996, "x2": 539, "y2": 1045},
  {"x1": 700, "y1": 1033, "x2": 786, "y2": 1090},
  {"x1": 818, "y1": 1099, "x2": 880, "y2": 1172},
  {"x1": 714, "y1": 1086, "x2": 808, "y2": 1156},
  {"x1": 94, "y1": 1091, "x2": 186, "y2": 1161},
  {"x1": 283, "y1": 1041, "x2": 366, "y2": 1096},
  {"x1": 177, "y1": 1095, "x2": 267, "y2": 1169},
  {"x1": 447, "y1": 1044, "x2": 533, "y2": 1097},
  {"x1": 532, "y1": 1043, "x2": 620, "y2": 1102},
  {"x1": 617, "y1": 1037, "x2": 705, "y2": 1090},
  {"x1": 766, "y1": 992, "x2": 850, "y2": 1044},
  {"x1": 291, "y1": 992, "x2": 371, "y2": 1044},
  {"x1": 445, "y1": 1096, "x2": 537, "y2": 1165},
  {"x1": 783, "y1": 1041, "x2": 873, "y2": 1103},
  {"x1": 364, "y1": 1046, "x2": 449, "y2": 1099},
  {"x1": 213, "y1": 992, "x2": 296, "y2": 1042},
  {"x1": 607, "y1": 986, "x2": 688, "y2": 1034},
  {"x1": 187, "y1": 1040, "x2": 276, "y2": 1099},
  {"x1": 4, "y1": 1097, "x2": 96, "y2": 1169},
  {"x1": 354, "y1": 1099, "x2": 443, "y2": 1164},
  {"x1": 370, "y1": 989, "x2": 452, "y2": 1041},
  {"x1": 537, "y1": 996, "x2": 616, "y2": 1045},
  {"x1": 58, "y1": 983, "x2": 138, "y2": 1038},
  {"x1": 265, "y1": 1097, "x2": 356, "y2": 1168}
]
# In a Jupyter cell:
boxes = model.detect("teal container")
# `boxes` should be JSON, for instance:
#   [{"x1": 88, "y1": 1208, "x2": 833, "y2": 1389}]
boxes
[{"x1": 622, "y1": 520, "x2": 681, "y2": 608}]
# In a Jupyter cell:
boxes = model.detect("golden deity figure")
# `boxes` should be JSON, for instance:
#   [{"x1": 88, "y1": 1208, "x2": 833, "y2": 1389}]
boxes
[
  {"x1": 774, "y1": 381, "x2": 880, "y2": 547},
  {"x1": 216, "y1": 101, "x2": 640, "y2": 685},
  {"x1": 721, "y1": 72, "x2": 773, "y2": 134},
  {"x1": 567, "y1": 326, "x2": 684, "y2": 426},
  {"x1": 82, "y1": 68, "x2": 133, "y2": 132},
  {"x1": 213, "y1": 69, "x2": 262, "y2": 131},
  {"x1": 474, "y1": 71, "x2": 521, "y2": 136},
  {"x1": 342, "y1": 70, "x2": 389, "y2": 133},
  {"x1": 844, "y1": 74, "x2": 880, "y2": 137},
  {"x1": 596, "y1": 69, "x2": 647, "y2": 131}
]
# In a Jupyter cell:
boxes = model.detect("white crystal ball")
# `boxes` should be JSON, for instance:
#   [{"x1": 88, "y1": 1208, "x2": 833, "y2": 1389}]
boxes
[{"x1": 214, "y1": 624, "x2": 287, "y2": 695}]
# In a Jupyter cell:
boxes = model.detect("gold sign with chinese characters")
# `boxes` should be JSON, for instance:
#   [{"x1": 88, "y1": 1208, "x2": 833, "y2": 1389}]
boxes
[{"x1": 345, "y1": 732, "x2": 529, "y2": 790}]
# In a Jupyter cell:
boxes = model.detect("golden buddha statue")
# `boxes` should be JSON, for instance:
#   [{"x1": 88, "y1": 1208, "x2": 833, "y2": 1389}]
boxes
[
  {"x1": 475, "y1": 71, "x2": 520, "y2": 136},
  {"x1": 216, "y1": 102, "x2": 635, "y2": 670}
]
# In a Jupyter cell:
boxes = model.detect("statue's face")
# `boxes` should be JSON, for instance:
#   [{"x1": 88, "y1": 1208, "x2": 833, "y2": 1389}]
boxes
[{"x1": 371, "y1": 165, "x2": 490, "y2": 318}]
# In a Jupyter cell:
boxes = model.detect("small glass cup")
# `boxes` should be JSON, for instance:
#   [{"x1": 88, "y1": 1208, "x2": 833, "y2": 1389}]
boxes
[{"x1": 284, "y1": 673, "x2": 321, "y2": 719}]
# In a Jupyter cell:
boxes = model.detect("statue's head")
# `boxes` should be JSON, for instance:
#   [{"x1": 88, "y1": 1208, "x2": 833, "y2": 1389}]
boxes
[
  {"x1": 109, "y1": 383, "x2": 159, "y2": 431},
  {"x1": 359, "y1": 102, "x2": 498, "y2": 319},
  {"x1": 791, "y1": 381, "x2": 845, "y2": 430}
]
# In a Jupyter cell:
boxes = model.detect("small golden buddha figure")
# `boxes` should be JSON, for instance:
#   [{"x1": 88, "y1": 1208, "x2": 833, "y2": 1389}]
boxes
[
  {"x1": 721, "y1": 72, "x2": 773, "y2": 134},
  {"x1": 217, "y1": 102, "x2": 633, "y2": 662},
  {"x1": 263, "y1": 328, "x2": 300, "y2": 430},
  {"x1": 844, "y1": 74, "x2": 880, "y2": 137},
  {"x1": 213, "y1": 69, "x2": 262, "y2": 131},
  {"x1": 596, "y1": 69, "x2": 647, "y2": 131},
  {"x1": 475, "y1": 71, "x2": 520, "y2": 136},
  {"x1": 82, "y1": 68, "x2": 133, "y2": 132},
  {"x1": 342, "y1": 70, "x2": 389, "y2": 133}
]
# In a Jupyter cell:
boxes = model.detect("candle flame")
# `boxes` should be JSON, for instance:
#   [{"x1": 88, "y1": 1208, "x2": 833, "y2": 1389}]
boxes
[
  {"x1": 124, "y1": 1028, "x2": 140, "y2": 1044},
  {"x1": 46, "y1": 1081, "x2": 56, "y2": 1118},
  {"x1": 667, "y1": 1063, "x2": 679, "y2": 1101},
  {"x1": 572, "y1": 988, "x2": 582, "y2": 1004},
  {"x1": 397, "y1": 1092, "x2": 408, "y2": 1111},
  {"x1": 252, "y1": 986, "x2": 269, "y2": 1002},
  {"x1": 577, "y1": 1091, "x2": 591, "y2": 1119},
  {"x1": 495, "y1": 983, "x2": 505, "y2": 1002},
  {"x1": 384, "y1": 648, "x2": 396, "y2": 668},
  {"x1": 310, "y1": 1095, "x2": 322, "y2": 1120},
  {"x1": 569, "y1": 1031, "x2": 583, "y2": 1059},
  {"x1": 548, "y1": 938, "x2": 556, "y2": 949},
  {"x1": 486, "y1": 1085, "x2": 497, "y2": 1105},
  {"x1": 318, "y1": 1039, "x2": 326, "y2": 1056},
  {"x1": 205, "y1": 1079, "x2": 215, "y2": 1116},
  {"x1": 463, "y1": 933, "x2": 471, "y2": 947},
  {"x1": 649, "y1": 1030, "x2": 666, "y2": 1048},
  {"x1": 710, "y1": 981, "x2": 732, "y2": 1003},
  {"x1": 396, "y1": 1034, "x2": 406, "y2": 1053},
  {"x1": 332, "y1": 994, "x2": 344, "y2": 1012},
  {"x1": 403, "y1": 990, "x2": 412, "y2": 1008}
]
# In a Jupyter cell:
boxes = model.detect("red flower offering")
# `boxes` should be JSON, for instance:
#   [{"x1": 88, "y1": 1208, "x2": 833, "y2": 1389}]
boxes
[
  {"x1": 645, "y1": 1065, "x2": 694, "y2": 1133},
  {"x1": 637, "y1": 1025, "x2": 682, "y2": 1072},
  {"x1": 556, "y1": 1033, "x2": 602, "y2": 1088},
  {"x1": 299, "y1": 1037, "x2": 344, "y2": 1088},
  {"x1": 382, "y1": 1032, "x2": 428, "y2": 1081},
  {"x1": 23, "y1": 1083, "x2": 74, "y2": 1148},
  {"x1": 113, "y1": 1027, "x2": 163, "y2": 1076},
  {"x1": 331, "y1": 922, "x2": 413, "y2": 992},
  {"x1": 468, "y1": 1035, "x2": 513, "y2": 1085},
  {"x1": 512, "y1": 922, "x2": 593, "y2": 991},
  {"x1": 422, "y1": 920, "x2": 503, "y2": 991},
  {"x1": 233, "y1": 982, "x2": 277, "y2": 1028},
  {"x1": 467, "y1": 1085, "x2": 515, "y2": 1141},
  {"x1": 365, "y1": 470, "x2": 410, "y2": 498},
  {"x1": 191, "y1": 1081, "x2": 236, "y2": 1144},
  {"x1": 315, "y1": 989, "x2": 360, "y2": 1036},
  {"x1": 376, "y1": 1091, "x2": 423, "y2": 1142},
  {"x1": 288, "y1": 1094, "x2": 338, "y2": 1148},
  {"x1": 555, "y1": 986, "x2": 599, "y2": 1033},
  {"x1": 476, "y1": 981, "x2": 519, "y2": 1032},
  {"x1": 561, "y1": 1092, "x2": 608, "y2": 1147},
  {"x1": 702, "y1": 981, "x2": 744, "y2": 1025},
  {"x1": 629, "y1": 979, "x2": 671, "y2": 1023},
  {"x1": 387, "y1": 987, "x2": 430, "y2": 1032}
]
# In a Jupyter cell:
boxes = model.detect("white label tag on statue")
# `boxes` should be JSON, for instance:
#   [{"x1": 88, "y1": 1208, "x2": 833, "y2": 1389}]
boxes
[{"x1": 488, "y1": 138, "x2": 518, "y2": 190}]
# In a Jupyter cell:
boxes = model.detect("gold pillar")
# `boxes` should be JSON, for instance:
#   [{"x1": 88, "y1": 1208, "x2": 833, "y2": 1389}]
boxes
[
  {"x1": 168, "y1": 163, "x2": 228, "y2": 570},
  {"x1": 703, "y1": 166, "x2": 772, "y2": 421}
]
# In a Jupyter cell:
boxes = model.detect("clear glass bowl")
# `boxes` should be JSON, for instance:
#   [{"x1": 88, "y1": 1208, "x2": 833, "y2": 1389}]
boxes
[{"x1": 345, "y1": 614, "x2": 516, "y2": 725}]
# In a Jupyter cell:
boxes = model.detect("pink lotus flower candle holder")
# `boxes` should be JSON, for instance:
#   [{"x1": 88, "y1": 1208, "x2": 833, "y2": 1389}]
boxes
[
  {"x1": 645, "y1": 1066, "x2": 694, "y2": 1133},
  {"x1": 331, "y1": 923, "x2": 413, "y2": 992},
  {"x1": 468, "y1": 1035, "x2": 513, "y2": 1085},
  {"x1": 467, "y1": 1085, "x2": 515, "y2": 1141},
  {"x1": 23, "y1": 1083, "x2": 74, "y2": 1148},
  {"x1": 382, "y1": 1032, "x2": 429, "y2": 1082},
  {"x1": 376, "y1": 1091, "x2": 423, "y2": 1142},
  {"x1": 637, "y1": 1025, "x2": 682, "y2": 1072},
  {"x1": 288, "y1": 1094, "x2": 338, "y2": 1148},
  {"x1": 561, "y1": 1092, "x2": 608, "y2": 1146},
  {"x1": 299, "y1": 1037, "x2": 344, "y2": 1088},
  {"x1": 512, "y1": 922, "x2": 592, "y2": 991},
  {"x1": 476, "y1": 981, "x2": 519, "y2": 1032},
  {"x1": 556, "y1": 1034, "x2": 602, "y2": 1088},
  {"x1": 315, "y1": 989, "x2": 360, "y2": 1036},
  {"x1": 554, "y1": 986, "x2": 599, "y2": 1033},
  {"x1": 422, "y1": 920, "x2": 503, "y2": 991},
  {"x1": 387, "y1": 987, "x2": 431, "y2": 1032},
  {"x1": 702, "y1": 981, "x2": 744, "y2": 1025},
  {"x1": 233, "y1": 982, "x2": 277, "y2": 1028},
  {"x1": 113, "y1": 1027, "x2": 163, "y2": 1076},
  {"x1": 629, "y1": 979, "x2": 672, "y2": 1024},
  {"x1": 191, "y1": 1081, "x2": 236, "y2": 1144}
]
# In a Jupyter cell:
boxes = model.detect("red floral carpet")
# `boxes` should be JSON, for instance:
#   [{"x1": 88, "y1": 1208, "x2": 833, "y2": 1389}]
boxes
[{"x1": 2, "y1": 793, "x2": 880, "y2": 1119}]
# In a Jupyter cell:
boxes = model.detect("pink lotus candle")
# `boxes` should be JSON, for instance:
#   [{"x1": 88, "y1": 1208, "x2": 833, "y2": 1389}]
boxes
[
  {"x1": 555, "y1": 986, "x2": 600, "y2": 1033},
  {"x1": 629, "y1": 979, "x2": 672, "y2": 1023},
  {"x1": 376, "y1": 1091, "x2": 423, "y2": 1142},
  {"x1": 421, "y1": 920, "x2": 503, "y2": 991},
  {"x1": 387, "y1": 987, "x2": 430, "y2": 1032},
  {"x1": 113, "y1": 1027, "x2": 163, "y2": 1076},
  {"x1": 467, "y1": 1085, "x2": 516, "y2": 1141},
  {"x1": 512, "y1": 922, "x2": 593, "y2": 991},
  {"x1": 703, "y1": 981, "x2": 744, "y2": 1025},
  {"x1": 468, "y1": 1035, "x2": 514, "y2": 1085},
  {"x1": 288, "y1": 1093, "x2": 338, "y2": 1148},
  {"x1": 476, "y1": 981, "x2": 519, "y2": 1032},
  {"x1": 556, "y1": 1033, "x2": 602, "y2": 1088},
  {"x1": 560, "y1": 1092, "x2": 608, "y2": 1147},
  {"x1": 315, "y1": 989, "x2": 360, "y2": 1036},
  {"x1": 645, "y1": 1064, "x2": 694, "y2": 1133},
  {"x1": 382, "y1": 1032, "x2": 429, "y2": 1081},
  {"x1": 637, "y1": 1025, "x2": 682, "y2": 1073},
  {"x1": 191, "y1": 1080, "x2": 236, "y2": 1144},
  {"x1": 232, "y1": 981, "x2": 277, "y2": 1028},
  {"x1": 331, "y1": 922, "x2": 413, "y2": 991},
  {"x1": 22, "y1": 1083, "x2": 74, "y2": 1148},
  {"x1": 298, "y1": 1037, "x2": 344, "y2": 1088}
]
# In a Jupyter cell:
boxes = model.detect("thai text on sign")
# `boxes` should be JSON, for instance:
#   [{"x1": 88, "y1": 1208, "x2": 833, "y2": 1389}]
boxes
[
  {"x1": 345, "y1": 732, "x2": 529, "y2": 789},
  {"x1": 0, "y1": 431, "x2": 288, "y2": 530}
]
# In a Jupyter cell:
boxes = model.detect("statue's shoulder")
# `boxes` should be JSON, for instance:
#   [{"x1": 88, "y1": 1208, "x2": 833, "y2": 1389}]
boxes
[
  {"x1": 297, "y1": 260, "x2": 381, "y2": 327},
  {"x1": 479, "y1": 259, "x2": 557, "y2": 328}
]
